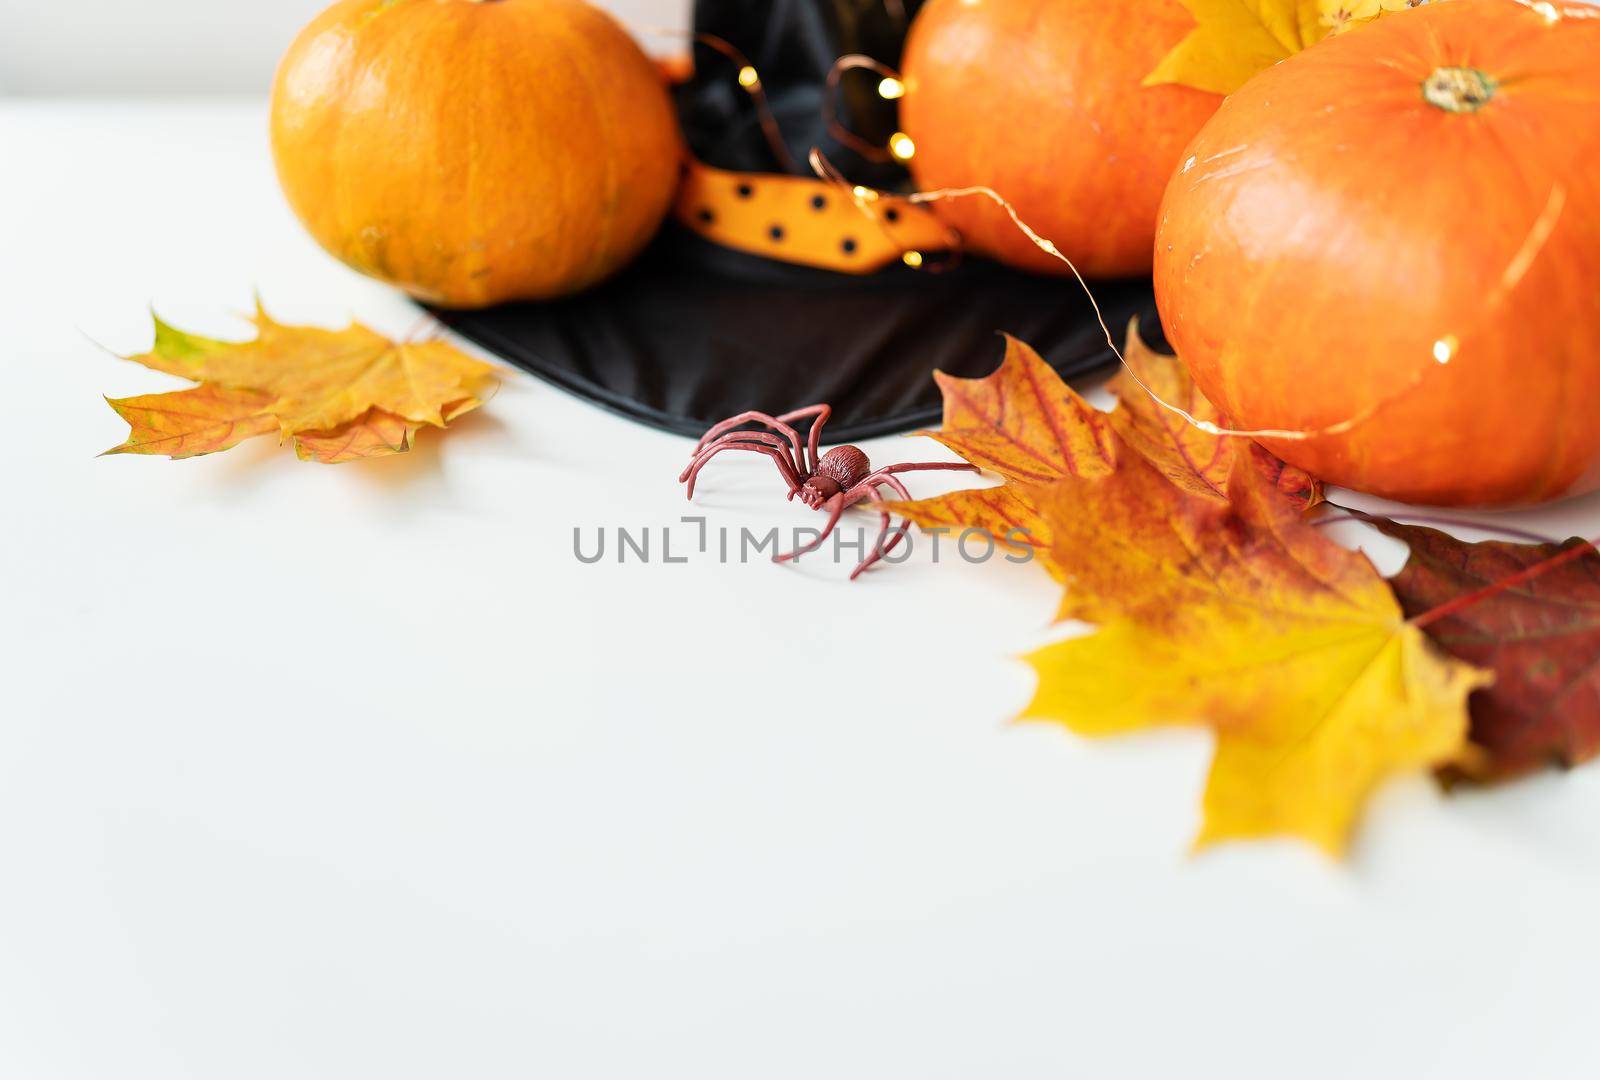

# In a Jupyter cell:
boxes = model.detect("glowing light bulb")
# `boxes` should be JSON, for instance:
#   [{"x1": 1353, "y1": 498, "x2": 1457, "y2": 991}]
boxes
[
  {"x1": 737, "y1": 65, "x2": 760, "y2": 89},
  {"x1": 1432, "y1": 335, "x2": 1459, "y2": 364},
  {"x1": 888, "y1": 132, "x2": 917, "y2": 162},
  {"x1": 902, "y1": 250, "x2": 924, "y2": 268},
  {"x1": 878, "y1": 77, "x2": 906, "y2": 100}
]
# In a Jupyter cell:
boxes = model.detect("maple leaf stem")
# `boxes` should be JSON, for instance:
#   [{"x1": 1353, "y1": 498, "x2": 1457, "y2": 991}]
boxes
[
  {"x1": 1319, "y1": 503, "x2": 1560, "y2": 546},
  {"x1": 1410, "y1": 536, "x2": 1599, "y2": 630}
]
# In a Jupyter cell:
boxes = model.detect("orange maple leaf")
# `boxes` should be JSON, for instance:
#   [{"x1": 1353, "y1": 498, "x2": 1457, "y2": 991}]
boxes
[
  {"x1": 103, "y1": 384, "x2": 279, "y2": 460},
  {"x1": 887, "y1": 324, "x2": 1315, "y2": 573},
  {"x1": 886, "y1": 333, "x2": 1116, "y2": 570}
]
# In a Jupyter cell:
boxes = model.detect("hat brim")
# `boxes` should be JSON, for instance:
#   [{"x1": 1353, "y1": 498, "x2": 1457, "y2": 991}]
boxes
[{"x1": 431, "y1": 225, "x2": 1161, "y2": 443}]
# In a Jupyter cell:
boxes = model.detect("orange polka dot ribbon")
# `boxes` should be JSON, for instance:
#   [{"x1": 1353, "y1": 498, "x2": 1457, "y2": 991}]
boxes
[{"x1": 672, "y1": 159, "x2": 958, "y2": 274}]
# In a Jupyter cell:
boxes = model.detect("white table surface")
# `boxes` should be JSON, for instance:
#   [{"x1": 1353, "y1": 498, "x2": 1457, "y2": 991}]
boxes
[{"x1": 5, "y1": 101, "x2": 1600, "y2": 1080}]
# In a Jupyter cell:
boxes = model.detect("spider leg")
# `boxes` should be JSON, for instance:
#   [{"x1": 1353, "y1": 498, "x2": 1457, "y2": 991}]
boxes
[
  {"x1": 685, "y1": 431, "x2": 806, "y2": 501},
  {"x1": 682, "y1": 438, "x2": 803, "y2": 502},
  {"x1": 775, "y1": 404, "x2": 831, "y2": 475},
  {"x1": 684, "y1": 441, "x2": 802, "y2": 502},
  {"x1": 861, "y1": 461, "x2": 980, "y2": 482},
  {"x1": 844, "y1": 463, "x2": 979, "y2": 574},
  {"x1": 848, "y1": 476, "x2": 914, "y2": 580},
  {"x1": 774, "y1": 489, "x2": 866, "y2": 563},
  {"x1": 693, "y1": 411, "x2": 807, "y2": 472},
  {"x1": 680, "y1": 431, "x2": 798, "y2": 483}
]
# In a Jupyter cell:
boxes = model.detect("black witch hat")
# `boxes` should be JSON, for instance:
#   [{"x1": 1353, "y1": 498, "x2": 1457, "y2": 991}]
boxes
[{"x1": 432, "y1": 0, "x2": 1161, "y2": 442}]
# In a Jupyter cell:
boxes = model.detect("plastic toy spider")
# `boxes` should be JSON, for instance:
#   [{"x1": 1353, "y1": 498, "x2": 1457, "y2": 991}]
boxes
[{"x1": 679, "y1": 404, "x2": 977, "y2": 579}]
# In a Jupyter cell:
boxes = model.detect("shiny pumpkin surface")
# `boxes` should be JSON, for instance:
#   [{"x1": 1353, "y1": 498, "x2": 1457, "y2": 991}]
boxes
[
  {"x1": 271, "y1": 0, "x2": 681, "y2": 308},
  {"x1": 899, "y1": 0, "x2": 1220, "y2": 277},
  {"x1": 1155, "y1": 0, "x2": 1600, "y2": 506}
]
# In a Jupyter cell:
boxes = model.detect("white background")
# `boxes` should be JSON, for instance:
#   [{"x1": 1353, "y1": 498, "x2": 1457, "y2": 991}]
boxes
[
  {"x1": 5, "y1": 4, "x2": 1600, "y2": 1079},
  {"x1": 0, "y1": 0, "x2": 689, "y2": 96},
  {"x1": 2, "y1": 0, "x2": 1597, "y2": 97},
  {"x1": 5, "y1": 99, "x2": 1600, "y2": 1080}
]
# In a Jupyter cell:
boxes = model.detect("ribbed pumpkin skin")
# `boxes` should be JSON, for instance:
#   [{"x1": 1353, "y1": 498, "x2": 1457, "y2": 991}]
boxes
[
  {"x1": 1155, "y1": 1, "x2": 1600, "y2": 506},
  {"x1": 271, "y1": 0, "x2": 681, "y2": 308},
  {"x1": 899, "y1": 0, "x2": 1220, "y2": 277}
]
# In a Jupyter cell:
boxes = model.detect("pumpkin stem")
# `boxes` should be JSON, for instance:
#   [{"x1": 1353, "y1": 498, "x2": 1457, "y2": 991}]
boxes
[{"x1": 1422, "y1": 67, "x2": 1497, "y2": 113}]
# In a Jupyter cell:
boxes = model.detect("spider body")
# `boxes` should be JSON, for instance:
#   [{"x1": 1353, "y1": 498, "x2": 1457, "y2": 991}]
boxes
[
  {"x1": 801, "y1": 445, "x2": 871, "y2": 508},
  {"x1": 679, "y1": 404, "x2": 977, "y2": 579}
]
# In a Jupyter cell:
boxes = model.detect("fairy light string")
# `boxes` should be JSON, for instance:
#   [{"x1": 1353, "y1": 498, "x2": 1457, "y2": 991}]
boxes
[
  {"x1": 853, "y1": 170, "x2": 1456, "y2": 443},
  {"x1": 823, "y1": 54, "x2": 916, "y2": 164},
  {"x1": 691, "y1": 31, "x2": 799, "y2": 173},
  {"x1": 1485, "y1": 183, "x2": 1566, "y2": 310},
  {"x1": 642, "y1": 0, "x2": 917, "y2": 176},
  {"x1": 636, "y1": 25, "x2": 798, "y2": 172},
  {"x1": 810, "y1": 167, "x2": 1569, "y2": 444},
  {"x1": 808, "y1": 148, "x2": 962, "y2": 271},
  {"x1": 802, "y1": 0, "x2": 1588, "y2": 443},
  {"x1": 659, "y1": 1, "x2": 1575, "y2": 446},
  {"x1": 1517, "y1": 0, "x2": 1598, "y2": 23}
]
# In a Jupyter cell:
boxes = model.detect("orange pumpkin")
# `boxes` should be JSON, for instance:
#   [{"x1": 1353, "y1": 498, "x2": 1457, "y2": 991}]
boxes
[
  {"x1": 270, "y1": 0, "x2": 682, "y2": 309},
  {"x1": 898, "y1": 0, "x2": 1221, "y2": 277},
  {"x1": 1155, "y1": 0, "x2": 1600, "y2": 506}
]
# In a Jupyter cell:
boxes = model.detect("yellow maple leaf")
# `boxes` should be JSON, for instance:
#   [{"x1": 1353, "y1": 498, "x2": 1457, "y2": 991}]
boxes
[
  {"x1": 130, "y1": 301, "x2": 500, "y2": 436},
  {"x1": 1147, "y1": 0, "x2": 1330, "y2": 95},
  {"x1": 1021, "y1": 447, "x2": 1489, "y2": 855},
  {"x1": 103, "y1": 305, "x2": 499, "y2": 463},
  {"x1": 1321, "y1": 0, "x2": 1445, "y2": 36}
]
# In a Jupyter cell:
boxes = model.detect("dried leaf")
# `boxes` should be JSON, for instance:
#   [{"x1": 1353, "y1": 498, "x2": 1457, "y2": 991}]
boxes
[
  {"x1": 292, "y1": 409, "x2": 415, "y2": 464},
  {"x1": 102, "y1": 384, "x2": 277, "y2": 459},
  {"x1": 291, "y1": 397, "x2": 484, "y2": 464},
  {"x1": 1376, "y1": 521, "x2": 1600, "y2": 780},
  {"x1": 887, "y1": 329, "x2": 1315, "y2": 571},
  {"x1": 1023, "y1": 449, "x2": 1489, "y2": 854},
  {"x1": 888, "y1": 335, "x2": 1119, "y2": 571},
  {"x1": 1108, "y1": 320, "x2": 1319, "y2": 507},
  {"x1": 922, "y1": 334, "x2": 1119, "y2": 484},
  {"x1": 1146, "y1": 0, "x2": 1330, "y2": 95},
  {"x1": 886, "y1": 486, "x2": 1056, "y2": 554},
  {"x1": 104, "y1": 305, "x2": 498, "y2": 464},
  {"x1": 129, "y1": 302, "x2": 499, "y2": 436}
]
